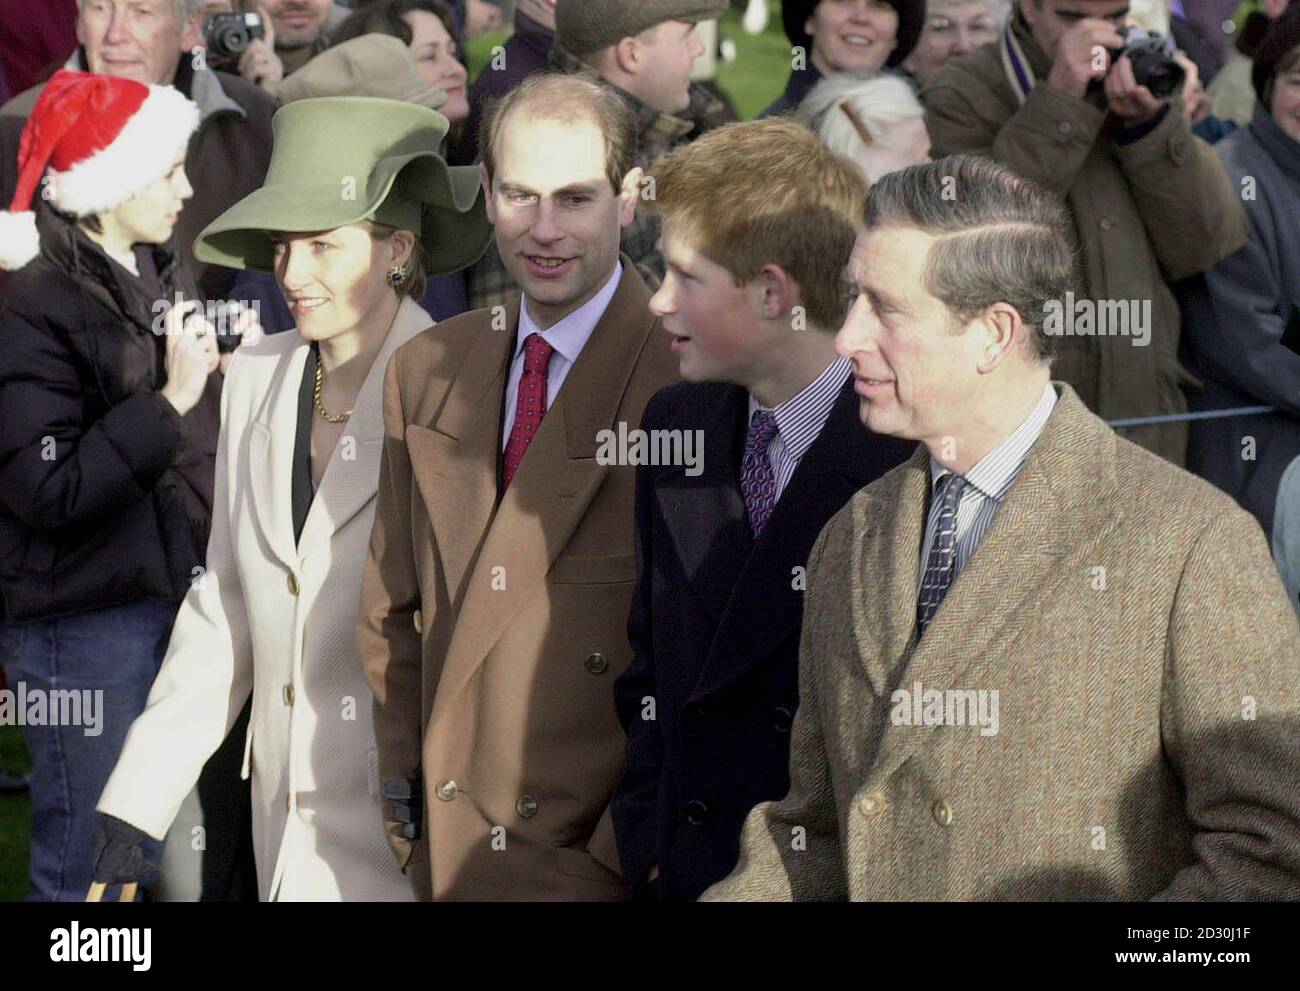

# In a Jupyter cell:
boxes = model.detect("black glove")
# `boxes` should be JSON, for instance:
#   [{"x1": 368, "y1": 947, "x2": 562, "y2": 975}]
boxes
[
  {"x1": 89, "y1": 814, "x2": 157, "y2": 885},
  {"x1": 382, "y1": 777, "x2": 423, "y2": 841}
]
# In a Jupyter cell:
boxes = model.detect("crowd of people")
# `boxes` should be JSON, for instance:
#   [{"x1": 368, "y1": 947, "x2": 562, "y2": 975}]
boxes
[{"x1": 0, "y1": 0, "x2": 1297, "y2": 903}]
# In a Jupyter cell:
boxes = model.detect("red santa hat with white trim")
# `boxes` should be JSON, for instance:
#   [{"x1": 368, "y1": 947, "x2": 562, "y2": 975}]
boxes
[{"x1": 0, "y1": 69, "x2": 199, "y2": 271}]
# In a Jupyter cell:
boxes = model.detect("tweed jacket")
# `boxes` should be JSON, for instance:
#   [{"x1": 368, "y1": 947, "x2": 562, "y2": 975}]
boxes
[{"x1": 704, "y1": 384, "x2": 1300, "y2": 901}]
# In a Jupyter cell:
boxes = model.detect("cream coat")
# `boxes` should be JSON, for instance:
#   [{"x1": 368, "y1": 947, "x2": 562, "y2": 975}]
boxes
[{"x1": 98, "y1": 299, "x2": 430, "y2": 901}]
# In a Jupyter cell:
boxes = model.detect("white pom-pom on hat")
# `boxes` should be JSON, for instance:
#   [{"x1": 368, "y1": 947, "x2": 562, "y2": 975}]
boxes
[{"x1": 0, "y1": 210, "x2": 40, "y2": 271}]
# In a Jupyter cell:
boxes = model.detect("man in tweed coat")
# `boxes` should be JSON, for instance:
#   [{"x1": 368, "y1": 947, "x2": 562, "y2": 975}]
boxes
[{"x1": 704, "y1": 156, "x2": 1300, "y2": 902}]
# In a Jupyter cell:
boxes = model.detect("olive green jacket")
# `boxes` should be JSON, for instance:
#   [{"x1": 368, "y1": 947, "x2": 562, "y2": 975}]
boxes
[{"x1": 922, "y1": 10, "x2": 1247, "y2": 464}]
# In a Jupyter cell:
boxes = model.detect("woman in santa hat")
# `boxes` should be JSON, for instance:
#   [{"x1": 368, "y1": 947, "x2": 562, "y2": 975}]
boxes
[
  {"x1": 0, "y1": 69, "x2": 236, "y2": 901},
  {"x1": 89, "y1": 94, "x2": 491, "y2": 901}
]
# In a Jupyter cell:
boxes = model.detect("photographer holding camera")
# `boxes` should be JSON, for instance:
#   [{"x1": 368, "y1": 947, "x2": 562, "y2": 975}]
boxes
[
  {"x1": 922, "y1": 0, "x2": 1247, "y2": 466},
  {"x1": 201, "y1": 2, "x2": 285, "y2": 92},
  {"x1": 0, "y1": 70, "x2": 255, "y2": 902}
]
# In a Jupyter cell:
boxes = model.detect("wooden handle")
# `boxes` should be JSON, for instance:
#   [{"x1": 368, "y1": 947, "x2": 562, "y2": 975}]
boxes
[{"x1": 86, "y1": 881, "x2": 138, "y2": 902}]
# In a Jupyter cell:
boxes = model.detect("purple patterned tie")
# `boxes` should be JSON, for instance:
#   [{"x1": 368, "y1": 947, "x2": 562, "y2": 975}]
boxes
[{"x1": 740, "y1": 409, "x2": 780, "y2": 537}]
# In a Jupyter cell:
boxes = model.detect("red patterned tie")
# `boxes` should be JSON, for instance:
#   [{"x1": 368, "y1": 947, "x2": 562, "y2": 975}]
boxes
[{"x1": 502, "y1": 333, "x2": 554, "y2": 490}]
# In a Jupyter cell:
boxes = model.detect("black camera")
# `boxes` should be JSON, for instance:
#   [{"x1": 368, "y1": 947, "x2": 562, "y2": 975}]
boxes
[
  {"x1": 210, "y1": 301, "x2": 251, "y2": 353},
  {"x1": 1113, "y1": 27, "x2": 1186, "y2": 99},
  {"x1": 203, "y1": 12, "x2": 265, "y2": 67}
]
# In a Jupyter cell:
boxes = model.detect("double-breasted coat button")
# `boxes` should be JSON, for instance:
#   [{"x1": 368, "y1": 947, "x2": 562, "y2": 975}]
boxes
[
  {"x1": 932, "y1": 800, "x2": 954, "y2": 827},
  {"x1": 1056, "y1": 120, "x2": 1073, "y2": 136},
  {"x1": 684, "y1": 800, "x2": 709, "y2": 827},
  {"x1": 858, "y1": 790, "x2": 886, "y2": 818},
  {"x1": 1098, "y1": 216, "x2": 1116, "y2": 232},
  {"x1": 283, "y1": 683, "x2": 295, "y2": 706},
  {"x1": 772, "y1": 706, "x2": 794, "y2": 733},
  {"x1": 435, "y1": 779, "x2": 458, "y2": 801},
  {"x1": 584, "y1": 651, "x2": 608, "y2": 674},
  {"x1": 516, "y1": 795, "x2": 539, "y2": 818},
  {"x1": 412, "y1": 609, "x2": 422, "y2": 634},
  {"x1": 286, "y1": 572, "x2": 299, "y2": 596}
]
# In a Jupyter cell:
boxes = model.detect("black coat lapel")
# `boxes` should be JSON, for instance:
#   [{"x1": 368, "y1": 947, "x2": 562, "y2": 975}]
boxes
[
  {"x1": 694, "y1": 379, "x2": 914, "y2": 700},
  {"x1": 654, "y1": 384, "x2": 754, "y2": 648}
]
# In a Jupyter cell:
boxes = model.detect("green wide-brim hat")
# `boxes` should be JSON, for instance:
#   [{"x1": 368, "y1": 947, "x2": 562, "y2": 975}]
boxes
[{"x1": 194, "y1": 97, "x2": 490, "y2": 278}]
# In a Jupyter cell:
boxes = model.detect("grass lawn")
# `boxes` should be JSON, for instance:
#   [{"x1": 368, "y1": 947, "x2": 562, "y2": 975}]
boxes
[
  {"x1": 466, "y1": 3, "x2": 793, "y2": 121},
  {"x1": 0, "y1": 724, "x2": 31, "y2": 902}
]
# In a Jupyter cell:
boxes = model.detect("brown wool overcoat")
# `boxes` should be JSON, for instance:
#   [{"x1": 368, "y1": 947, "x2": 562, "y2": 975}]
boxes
[{"x1": 358, "y1": 261, "x2": 679, "y2": 900}]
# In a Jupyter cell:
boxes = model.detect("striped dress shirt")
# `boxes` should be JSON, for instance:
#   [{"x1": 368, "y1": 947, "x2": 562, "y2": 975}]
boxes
[
  {"x1": 747, "y1": 356, "x2": 852, "y2": 502},
  {"x1": 916, "y1": 383, "x2": 1058, "y2": 591}
]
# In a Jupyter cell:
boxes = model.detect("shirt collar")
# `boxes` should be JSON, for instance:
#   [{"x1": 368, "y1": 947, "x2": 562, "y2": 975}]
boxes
[
  {"x1": 747, "y1": 355, "x2": 851, "y2": 461},
  {"x1": 516, "y1": 260, "x2": 623, "y2": 366},
  {"x1": 929, "y1": 382, "x2": 1058, "y2": 500}
]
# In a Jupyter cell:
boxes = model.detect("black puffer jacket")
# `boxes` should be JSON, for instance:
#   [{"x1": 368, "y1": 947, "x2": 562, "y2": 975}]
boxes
[{"x1": 0, "y1": 209, "x2": 222, "y2": 622}]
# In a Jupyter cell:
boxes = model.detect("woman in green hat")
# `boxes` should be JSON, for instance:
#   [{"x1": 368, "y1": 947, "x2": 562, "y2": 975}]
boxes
[{"x1": 87, "y1": 96, "x2": 491, "y2": 901}]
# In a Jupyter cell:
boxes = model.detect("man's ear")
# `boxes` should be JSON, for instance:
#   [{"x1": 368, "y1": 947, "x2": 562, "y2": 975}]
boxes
[
  {"x1": 480, "y1": 162, "x2": 497, "y2": 225},
  {"x1": 178, "y1": 8, "x2": 205, "y2": 55},
  {"x1": 617, "y1": 166, "x2": 644, "y2": 228},
  {"x1": 613, "y1": 34, "x2": 642, "y2": 76},
  {"x1": 975, "y1": 302, "x2": 1023, "y2": 374},
  {"x1": 757, "y1": 263, "x2": 795, "y2": 321}
]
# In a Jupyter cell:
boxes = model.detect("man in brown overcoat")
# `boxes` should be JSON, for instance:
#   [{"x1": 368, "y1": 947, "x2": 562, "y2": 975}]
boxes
[{"x1": 358, "y1": 72, "x2": 678, "y2": 900}]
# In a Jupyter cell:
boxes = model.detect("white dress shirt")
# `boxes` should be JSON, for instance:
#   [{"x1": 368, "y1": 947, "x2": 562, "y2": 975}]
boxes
[
  {"x1": 745, "y1": 356, "x2": 852, "y2": 502},
  {"x1": 500, "y1": 261, "x2": 623, "y2": 451},
  {"x1": 916, "y1": 382, "x2": 1058, "y2": 590}
]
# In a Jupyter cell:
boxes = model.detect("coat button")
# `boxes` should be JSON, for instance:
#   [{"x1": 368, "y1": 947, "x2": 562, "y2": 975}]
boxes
[
  {"x1": 1056, "y1": 119, "x2": 1073, "y2": 136},
  {"x1": 858, "y1": 790, "x2": 886, "y2": 818},
  {"x1": 282, "y1": 683, "x2": 295, "y2": 706},
  {"x1": 435, "y1": 779, "x2": 458, "y2": 801},
  {"x1": 932, "y1": 800, "x2": 954, "y2": 827},
  {"x1": 584, "y1": 651, "x2": 608, "y2": 674},
  {"x1": 684, "y1": 800, "x2": 709, "y2": 827},
  {"x1": 516, "y1": 794, "x2": 539, "y2": 818},
  {"x1": 772, "y1": 706, "x2": 794, "y2": 733},
  {"x1": 1098, "y1": 217, "x2": 1116, "y2": 232},
  {"x1": 412, "y1": 609, "x2": 422, "y2": 634},
  {"x1": 286, "y1": 572, "x2": 299, "y2": 596}
]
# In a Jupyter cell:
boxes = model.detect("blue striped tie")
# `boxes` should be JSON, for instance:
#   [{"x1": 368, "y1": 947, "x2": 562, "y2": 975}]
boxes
[{"x1": 918, "y1": 473, "x2": 969, "y2": 634}]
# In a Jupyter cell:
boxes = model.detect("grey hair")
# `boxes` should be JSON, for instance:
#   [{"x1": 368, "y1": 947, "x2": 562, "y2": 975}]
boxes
[
  {"x1": 862, "y1": 155, "x2": 1080, "y2": 363},
  {"x1": 799, "y1": 73, "x2": 925, "y2": 157},
  {"x1": 77, "y1": 0, "x2": 206, "y2": 23}
]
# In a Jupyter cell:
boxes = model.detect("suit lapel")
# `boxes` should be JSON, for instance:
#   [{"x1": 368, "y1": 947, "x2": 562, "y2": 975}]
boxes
[
  {"x1": 248, "y1": 339, "x2": 310, "y2": 571},
  {"x1": 694, "y1": 381, "x2": 882, "y2": 699},
  {"x1": 864, "y1": 387, "x2": 1124, "y2": 788},
  {"x1": 431, "y1": 263, "x2": 659, "y2": 714},
  {"x1": 297, "y1": 298, "x2": 433, "y2": 552},
  {"x1": 408, "y1": 300, "x2": 517, "y2": 602}
]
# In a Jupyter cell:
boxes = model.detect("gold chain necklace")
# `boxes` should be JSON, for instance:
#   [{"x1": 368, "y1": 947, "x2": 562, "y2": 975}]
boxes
[{"x1": 313, "y1": 357, "x2": 352, "y2": 423}]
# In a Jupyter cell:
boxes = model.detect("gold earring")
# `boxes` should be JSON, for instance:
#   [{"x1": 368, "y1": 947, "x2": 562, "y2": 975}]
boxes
[{"x1": 386, "y1": 265, "x2": 407, "y2": 288}]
